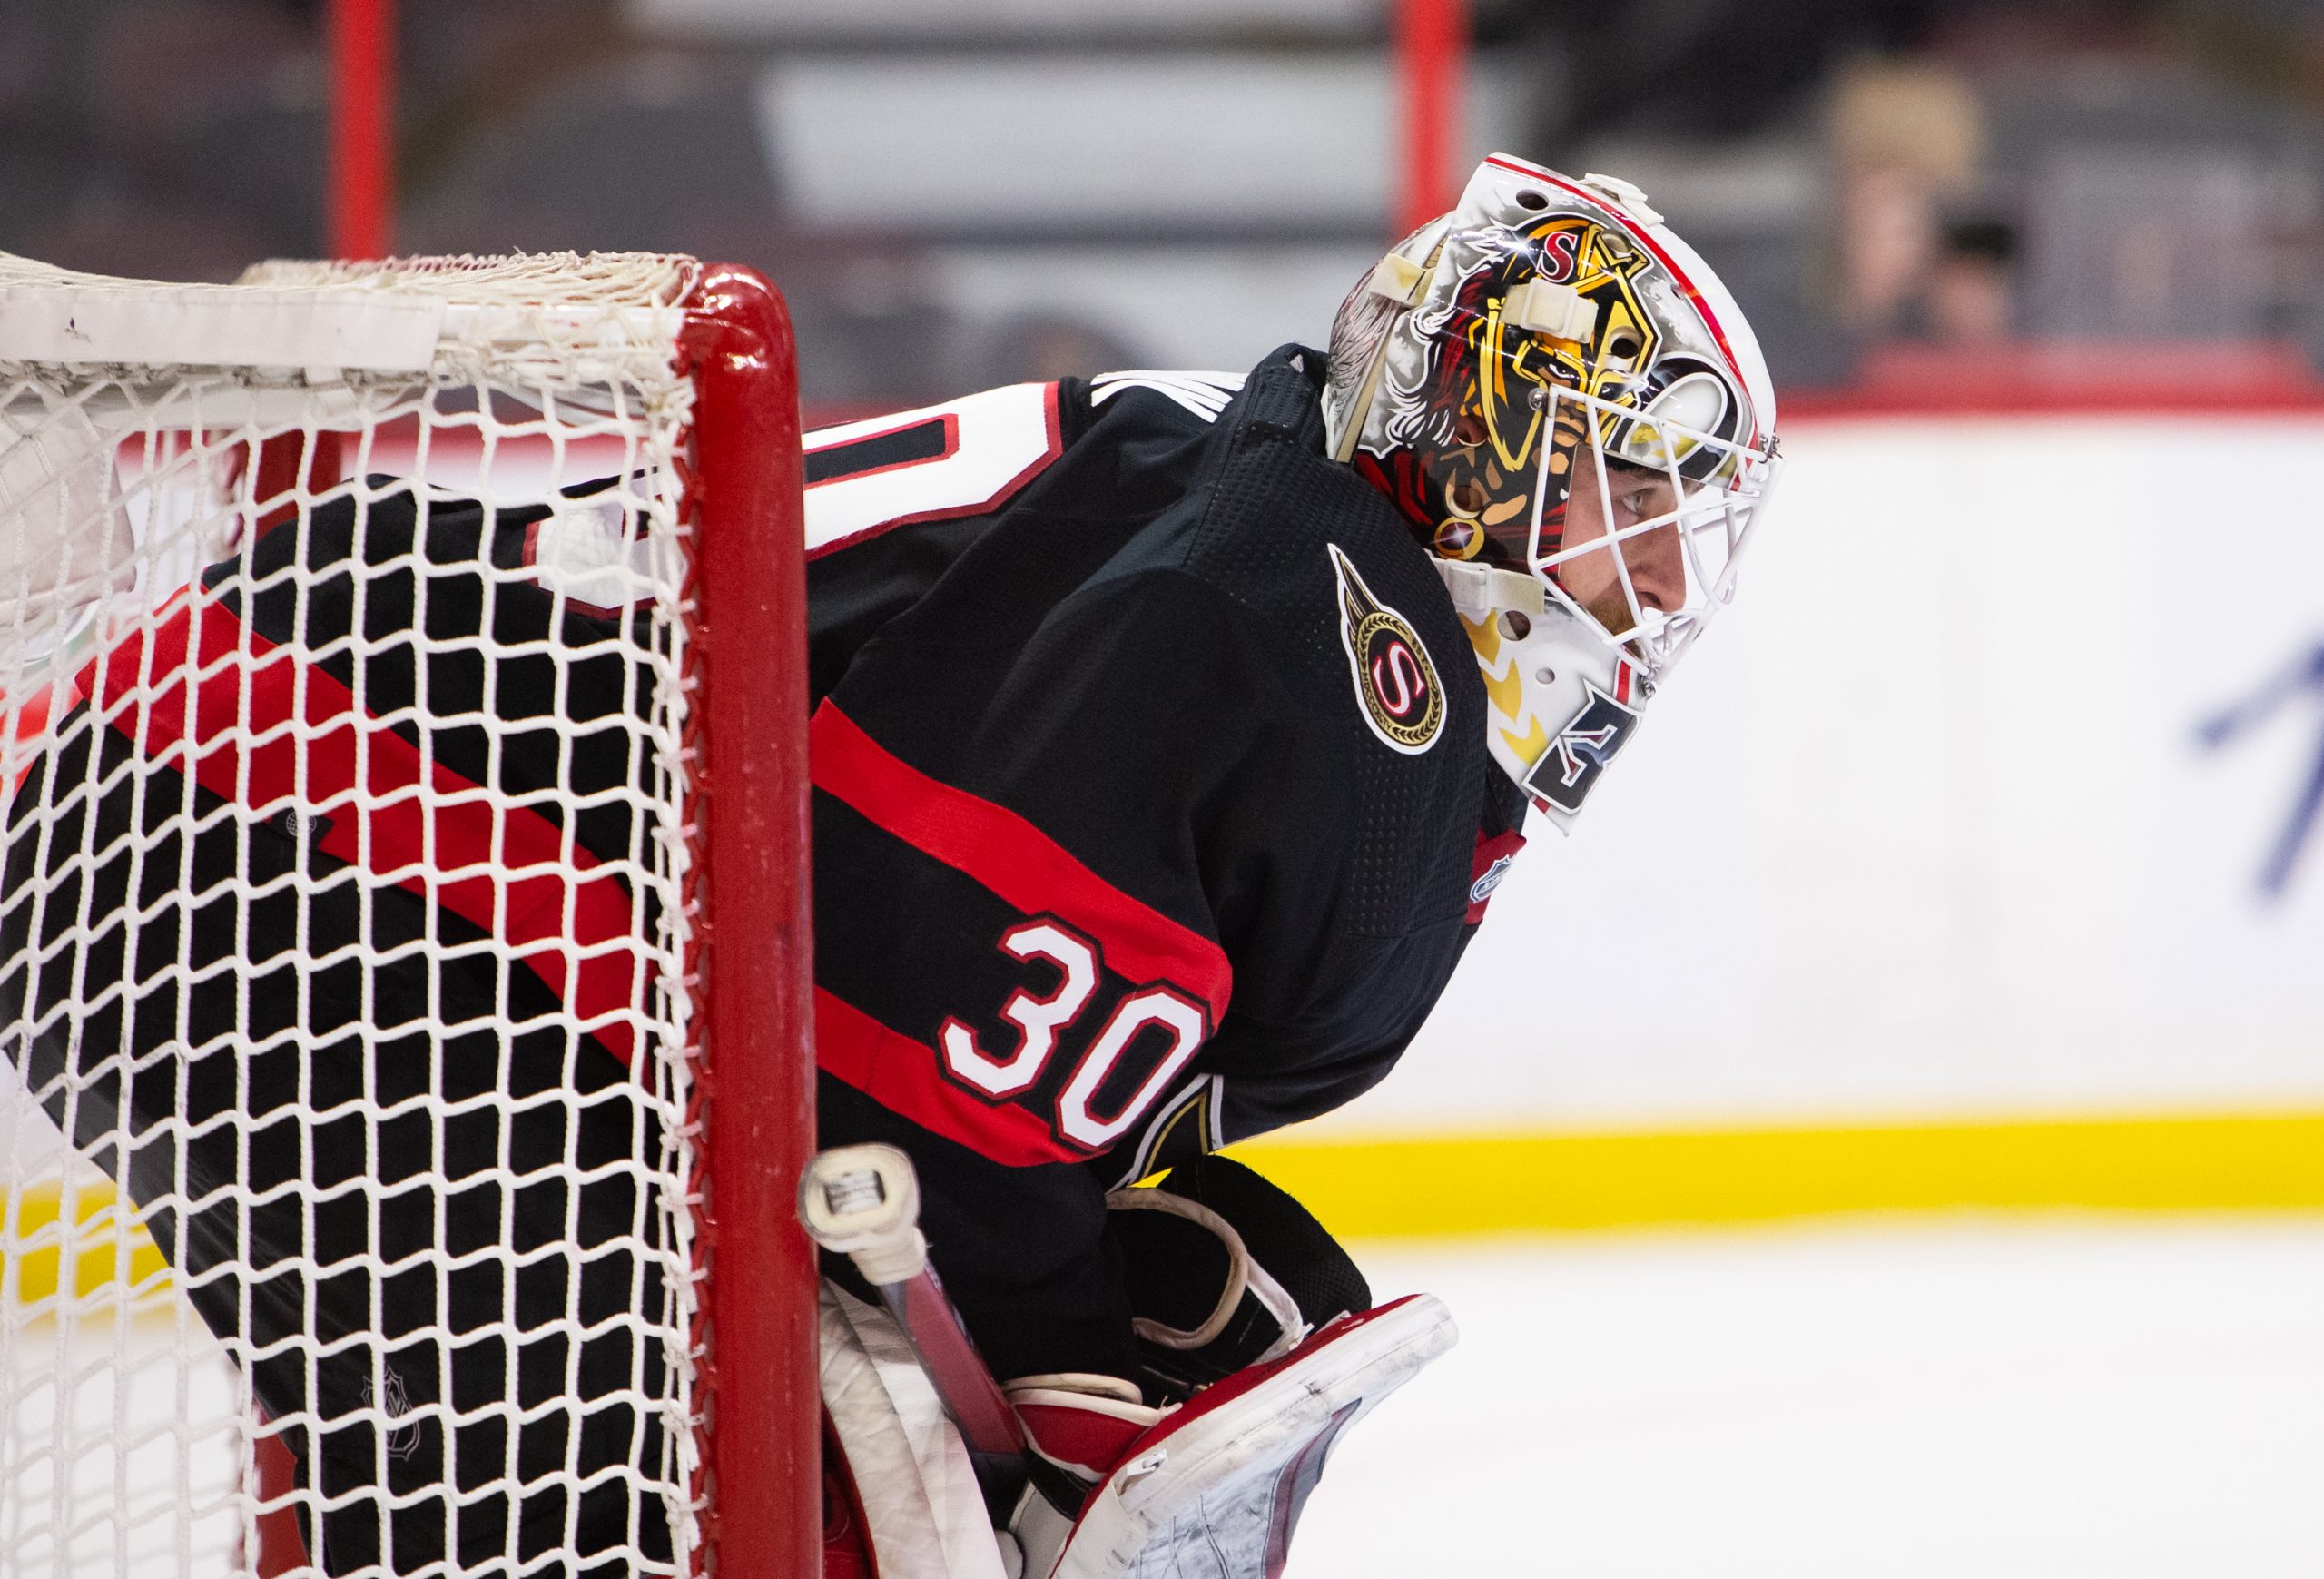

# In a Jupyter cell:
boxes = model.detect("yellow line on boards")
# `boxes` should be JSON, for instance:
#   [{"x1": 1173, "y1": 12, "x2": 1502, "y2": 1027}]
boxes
[
  {"x1": 1, "y1": 1179, "x2": 172, "y2": 1303},
  {"x1": 6, "y1": 1112, "x2": 2324, "y2": 1306},
  {"x1": 1226, "y1": 1110, "x2": 2324, "y2": 1239}
]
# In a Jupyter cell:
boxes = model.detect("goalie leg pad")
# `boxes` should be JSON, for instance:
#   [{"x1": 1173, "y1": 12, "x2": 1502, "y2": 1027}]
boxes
[
  {"x1": 820, "y1": 1282, "x2": 1010, "y2": 1579},
  {"x1": 1044, "y1": 1293, "x2": 1457, "y2": 1579}
]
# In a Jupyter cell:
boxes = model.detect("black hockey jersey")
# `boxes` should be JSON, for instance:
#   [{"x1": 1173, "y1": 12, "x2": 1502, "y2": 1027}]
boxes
[
  {"x1": 0, "y1": 346, "x2": 1531, "y2": 1405},
  {"x1": 804, "y1": 347, "x2": 1530, "y2": 1381}
]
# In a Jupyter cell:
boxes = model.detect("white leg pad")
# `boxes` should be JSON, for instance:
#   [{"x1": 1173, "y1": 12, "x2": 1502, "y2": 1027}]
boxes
[
  {"x1": 821, "y1": 1281, "x2": 1010, "y2": 1579},
  {"x1": 1048, "y1": 1293, "x2": 1458, "y2": 1579}
]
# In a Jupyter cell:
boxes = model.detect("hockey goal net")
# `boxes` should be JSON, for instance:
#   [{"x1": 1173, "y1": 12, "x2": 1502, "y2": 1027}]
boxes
[{"x1": 0, "y1": 252, "x2": 816, "y2": 1577}]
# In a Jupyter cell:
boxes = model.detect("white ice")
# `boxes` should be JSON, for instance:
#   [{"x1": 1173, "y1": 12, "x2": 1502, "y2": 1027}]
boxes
[
  {"x1": 11, "y1": 1219, "x2": 2323, "y2": 1575},
  {"x1": 0, "y1": 1308, "x2": 242, "y2": 1577},
  {"x1": 1294, "y1": 1219, "x2": 2324, "y2": 1579}
]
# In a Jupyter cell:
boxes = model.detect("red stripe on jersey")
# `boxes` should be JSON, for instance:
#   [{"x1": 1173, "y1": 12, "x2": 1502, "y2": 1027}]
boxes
[
  {"x1": 80, "y1": 595, "x2": 647, "y2": 1064},
  {"x1": 809, "y1": 702, "x2": 1233, "y2": 1015},
  {"x1": 814, "y1": 989, "x2": 1078, "y2": 1167}
]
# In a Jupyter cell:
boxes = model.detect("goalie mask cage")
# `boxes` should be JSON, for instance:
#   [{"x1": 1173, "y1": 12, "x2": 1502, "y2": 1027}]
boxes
[{"x1": 0, "y1": 253, "x2": 816, "y2": 1578}]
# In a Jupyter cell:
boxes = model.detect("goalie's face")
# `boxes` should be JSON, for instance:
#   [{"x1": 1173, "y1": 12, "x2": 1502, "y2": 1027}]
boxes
[
  {"x1": 1334, "y1": 219, "x2": 1775, "y2": 682},
  {"x1": 1551, "y1": 454, "x2": 1683, "y2": 638},
  {"x1": 1521, "y1": 380, "x2": 1776, "y2": 678}
]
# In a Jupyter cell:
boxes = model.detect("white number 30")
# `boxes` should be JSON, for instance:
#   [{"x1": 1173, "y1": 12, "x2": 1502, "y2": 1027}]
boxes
[
  {"x1": 938, "y1": 917, "x2": 1210, "y2": 1152},
  {"x1": 940, "y1": 922, "x2": 1098, "y2": 1098}
]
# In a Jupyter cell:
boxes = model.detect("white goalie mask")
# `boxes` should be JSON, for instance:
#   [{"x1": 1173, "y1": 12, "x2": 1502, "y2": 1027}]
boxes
[{"x1": 1324, "y1": 153, "x2": 1782, "y2": 828}]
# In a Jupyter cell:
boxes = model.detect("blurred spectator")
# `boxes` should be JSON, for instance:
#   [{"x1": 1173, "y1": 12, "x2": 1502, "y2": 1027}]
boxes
[
  {"x1": 1925, "y1": 216, "x2": 2017, "y2": 343},
  {"x1": 1827, "y1": 56, "x2": 1987, "y2": 340},
  {"x1": 11, "y1": 0, "x2": 2324, "y2": 385}
]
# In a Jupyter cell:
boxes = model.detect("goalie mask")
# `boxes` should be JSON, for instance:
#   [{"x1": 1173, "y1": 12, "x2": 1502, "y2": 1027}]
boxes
[{"x1": 1324, "y1": 153, "x2": 1781, "y2": 827}]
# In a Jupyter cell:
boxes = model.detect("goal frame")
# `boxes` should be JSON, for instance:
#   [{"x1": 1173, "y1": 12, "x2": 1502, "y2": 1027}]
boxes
[
  {"x1": 0, "y1": 255, "x2": 819, "y2": 1578},
  {"x1": 679, "y1": 265, "x2": 820, "y2": 1579}
]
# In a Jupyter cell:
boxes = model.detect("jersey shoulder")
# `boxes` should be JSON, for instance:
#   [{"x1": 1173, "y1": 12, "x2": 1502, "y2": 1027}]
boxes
[
  {"x1": 1082, "y1": 369, "x2": 1246, "y2": 426},
  {"x1": 1147, "y1": 350, "x2": 1481, "y2": 768},
  {"x1": 800, "y1": 369, "x2": 1247, "y2": 559},
  {"x1": 803, "y1": 380, "x2": 1066, "y2": 562},
  {"x1": 1118, "y1": 348, "x2": 1494, "y2": 938}
]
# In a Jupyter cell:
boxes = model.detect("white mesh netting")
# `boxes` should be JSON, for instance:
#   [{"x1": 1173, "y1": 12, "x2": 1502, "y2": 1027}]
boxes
[{"x1": 0, "y1": 251, "x2": 722, "y2": 1576}]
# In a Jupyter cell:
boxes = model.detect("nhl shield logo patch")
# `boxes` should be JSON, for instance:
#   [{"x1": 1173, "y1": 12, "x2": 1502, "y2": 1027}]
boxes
[{"x1": 1329, "y1": 544, "x2": 1444, "y2": 755}]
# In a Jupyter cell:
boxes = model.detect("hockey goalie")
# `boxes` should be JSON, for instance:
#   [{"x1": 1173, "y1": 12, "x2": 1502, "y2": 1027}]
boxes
[
  {"x1": 1, "y1": 153, "x2": 1778, "y2": 1575},
  {"x1": 800, "y1": 153, "x2": 1778, "y2": 1577}
]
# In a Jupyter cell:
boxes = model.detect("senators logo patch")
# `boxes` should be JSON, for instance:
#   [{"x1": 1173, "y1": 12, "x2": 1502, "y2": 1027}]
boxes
[{"x1": 1329, "y1": 544, "x2": 1444, "y2": 755}]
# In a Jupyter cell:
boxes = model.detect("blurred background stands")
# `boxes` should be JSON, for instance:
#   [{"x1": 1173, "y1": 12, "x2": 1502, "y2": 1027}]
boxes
[{"x1": 8, "y1": 0, "x2": 2324, "y2": 414}]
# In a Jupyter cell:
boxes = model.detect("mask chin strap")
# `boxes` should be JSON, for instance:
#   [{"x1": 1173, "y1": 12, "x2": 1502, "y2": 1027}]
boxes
[{"x1": 1429, "y1": 558, "x2": 1542, "y2": 619}]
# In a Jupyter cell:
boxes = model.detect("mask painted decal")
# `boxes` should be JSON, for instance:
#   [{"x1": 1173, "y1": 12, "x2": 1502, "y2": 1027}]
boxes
[
  {"x1": 1522, "y1": 681, "x2": 1640, "y2": 814},
  {"x1": 1329, "y1": 544, "x2": 1444, "y2": 755}
]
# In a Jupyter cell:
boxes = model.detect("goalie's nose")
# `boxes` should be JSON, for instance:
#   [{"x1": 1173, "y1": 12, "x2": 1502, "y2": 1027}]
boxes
[{"x1": 1625, "y1": 516, "x2": 1688, "y2": 617}]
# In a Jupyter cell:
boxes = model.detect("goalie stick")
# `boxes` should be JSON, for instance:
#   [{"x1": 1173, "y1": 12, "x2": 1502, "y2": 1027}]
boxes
[{"x1": 800, "y1": 1144, "x2": 1032, "y2": 1511}]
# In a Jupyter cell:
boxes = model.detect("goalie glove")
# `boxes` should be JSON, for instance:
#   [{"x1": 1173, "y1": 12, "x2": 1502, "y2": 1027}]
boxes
[
  {"x1": 1008, "y1": 1295, "x2": 1456, "y2": 1579},
  {"x1": 1108, "y1": 1153, "x2": 1372, "y2": 1405}
]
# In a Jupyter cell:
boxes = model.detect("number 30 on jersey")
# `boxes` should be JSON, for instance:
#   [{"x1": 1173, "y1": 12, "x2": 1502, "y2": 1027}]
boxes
[{"x1": 938, "y1": 916, "x2": 1209, "y2": 1153}]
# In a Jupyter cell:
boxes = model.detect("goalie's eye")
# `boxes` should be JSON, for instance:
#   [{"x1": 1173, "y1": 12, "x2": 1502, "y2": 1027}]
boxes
[{"x1": 1602, "y1": 466, "x2": 1675, "y2": 524}]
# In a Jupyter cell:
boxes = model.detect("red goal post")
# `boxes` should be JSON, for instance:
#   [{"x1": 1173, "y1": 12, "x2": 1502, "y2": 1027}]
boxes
[{"x1": 0, "y1": 252, "x2": 816, "y2": 1576}]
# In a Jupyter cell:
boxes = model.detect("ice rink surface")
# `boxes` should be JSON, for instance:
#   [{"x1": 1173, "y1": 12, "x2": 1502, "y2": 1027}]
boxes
[{"x1": 1293, "y1": 1219, "x2": 2324, "y2": 1578}]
